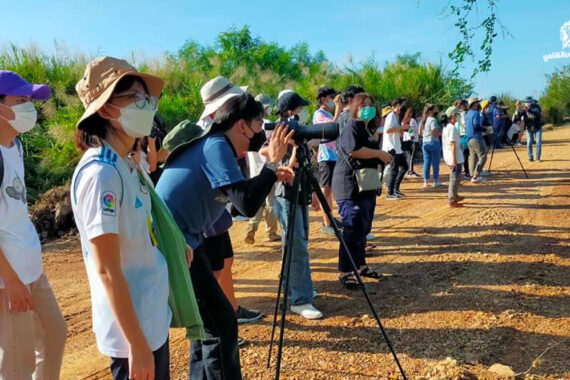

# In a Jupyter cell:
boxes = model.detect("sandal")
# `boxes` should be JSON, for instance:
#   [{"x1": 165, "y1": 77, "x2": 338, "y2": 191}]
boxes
[
  {"x1": 339, "y1": 273, "x2": 359, "y2": 289},
  {"x1": 359, "y1": 266, "x2": 383, "y2": 280}
]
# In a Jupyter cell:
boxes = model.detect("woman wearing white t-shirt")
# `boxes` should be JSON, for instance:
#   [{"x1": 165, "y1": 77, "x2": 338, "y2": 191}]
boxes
[
  {"x1": 442, "y1": 107, "x2": 466, "y2": 207},
  {"x1": 382, "y1": 99, "x2": 409, "y2": 200},
  {"x1": 71, "y1": 57, "x2": 176, "y2": 380},
  {"x1": 419, "y1": 104, "x2": 442, "y2": 188},
  {"x1": 401, "y1": 107, "x2": 420, "y2": 178}
]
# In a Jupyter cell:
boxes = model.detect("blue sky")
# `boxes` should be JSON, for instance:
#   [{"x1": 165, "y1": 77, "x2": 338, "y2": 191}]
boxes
[{"x1": 2, "y1": 0, "x2": 570, "y2": 99}]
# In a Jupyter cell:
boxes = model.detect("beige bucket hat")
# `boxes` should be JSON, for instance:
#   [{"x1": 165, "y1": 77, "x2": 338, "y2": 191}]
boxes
[
  {"x1": 199, "y1": 76, "x2": 248, "y2": 121},
  {"x1": 467, "y1": 96, "x2": 481, "y2": 108},
  {"x1": 75, "y1": 56, "x2": 164, "y2": 129}
]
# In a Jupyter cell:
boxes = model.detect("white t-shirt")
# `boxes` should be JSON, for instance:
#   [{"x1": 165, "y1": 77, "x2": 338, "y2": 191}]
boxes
[
  {"x1": 0, "y1": 141, "x2": 43, "y2": 288},
  {"x1": 71, "y1": 143, "x2": 171, "y2": 358},
  {"x1": 442, "y1": 123, "x2": 465, "y2": 165},
  {"x1": 422, "y1": 117, "x2": 438, "y2": 143},
  {"x1": 382, "y1": 112, "x2": 403, "y2": 154},
  {"x1": 403, "y1": 118, "x2": 419, "y2": 142},
  {"x1": 507, "y1": 123, "x2": 521, "y2": 140}
]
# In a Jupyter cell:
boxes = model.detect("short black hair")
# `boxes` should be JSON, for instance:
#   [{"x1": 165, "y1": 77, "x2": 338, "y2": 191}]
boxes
[
  {"x1": 211, "y1": 93, "x2": 264, "y2": 132},
  {"x1": 392, "y1": 97, "x2": 406, "y2": 107},
  {"x1": 341, "y1": 85, "x2": 365, "y2": 104},
  {"x1": 316, "y1": 86, "x2": 337, "y2": 102}
]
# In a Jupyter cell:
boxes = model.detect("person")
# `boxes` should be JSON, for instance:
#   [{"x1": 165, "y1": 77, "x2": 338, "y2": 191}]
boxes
[
  {"x1": 401, "y1": 107, "x2": 420, "y2": 178},
  {"x1": 454, "y1": 99, "x2": 471, "y2": 178},
  {"x1": 244, "y1": 93, "x2": 280, "y2": 244},
  {"x1": 480, "y1": 100, "x2": 493, "y2": 149},
  {"x1": 492, "y1": 101, "x2": 509, "y2": 149},
  {"x1": 146, "y1": 114, "x2": 169, "y2": 184},
  {"x1": 382, "y1": 98, "x2": 409, "y2": 199},
  {"x1": 442, "y1": 107, "x2": 466, "y2": 208},
  {"x1": 71, "y1": 57, "x2": 173, "y2": 379},
  {"x1": 419, "y1": 103, "x2": 442, "y2": 188},
  {"x1": 332, "y1": 93, "x2": 392, "y2": 288},
  {"x1": 0, "y1": 71, "x2": 67, "y2": 379},
  {"x1": 465, "y1": 97, "x2": 488, "y2": 183},
  {"x1": 338, "y1": 85, "x2": 365, "y2": 130},
  {"x1": 272, "y1": 91, "x2": 323, "y2": 319},
  {"x1": 156, "y1": 93, "x2": 293, "y2": 379},
  {"x1": 313, "y1": 86, "x2": 342, "y2": 235},
  {"x1": 520, "y1": 96, "x2": 543, "y2": 162},
  {"x1": 508, "y1": 101, "x2": 524, "y2": 146}
]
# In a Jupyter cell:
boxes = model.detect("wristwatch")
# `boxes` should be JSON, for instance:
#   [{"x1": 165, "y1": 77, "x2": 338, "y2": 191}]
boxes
[{"x1": 265, "y1": 162, "x2": 278, "y2": 173}]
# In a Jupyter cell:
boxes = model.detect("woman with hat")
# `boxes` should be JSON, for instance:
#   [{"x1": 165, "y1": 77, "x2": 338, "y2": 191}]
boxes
[{"x1": 71, "y1": 57, "x2": 173, "y2": 379}]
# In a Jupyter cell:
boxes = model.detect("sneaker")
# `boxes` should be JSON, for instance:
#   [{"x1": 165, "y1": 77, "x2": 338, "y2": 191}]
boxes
[
  {"x1": 433, "y1": 181, "x2": 443, "y2": 187},
  {"x1": 464, "y1": 174, "x2": 471, "y2": 179},
  {"x1": 321, "y1": 224, "x2": 336, "y2": 236},
  {"x1": 237, "y1": 306, "x2": 263, "y2": 324},
  {"x1": 515, "y1": 142, "x2": 523, "y2": 146},
  {"x1": 238, "y1": 336, "x2": 247, "y2": 346},
  {"x1": 264, "y1": 234, "x2": 281, "y2": 242},
  {"x1": 386, "y1": 194, "x2": 400, "y2": 201},
  {"x1": 409, "y1": 172, "x2": 420, "y2": 178},
  {"x1": 480, "y1": 171, "x2": 489, "y2": 177},
  {"x1": 290, "y1": 303, "x2": 323, "y2": 320},
  {"x1": 537, "y1": 158, "x2": 541, "y2": 162},
  {"x1": 529, "y1": 157, "x2": 534, "y2": 162},
  {"x1": 471, "y1": 177, "x2": 487, "y2": 183},
  {"x1": 449, "y1": 202, "x2": 464, "y2": 208},
  {"x1": 395, "y1": 190, "x2": 405, "y2": 197},
  {"x1": 423, "y1": 182, "x2": 430, "y2": 189},
  {"x1": 244, "y1": 234, "x2": 255, "y2": 245},
  {"x1": 366, "y1": 233, "x2": 377, "y2": 241}
]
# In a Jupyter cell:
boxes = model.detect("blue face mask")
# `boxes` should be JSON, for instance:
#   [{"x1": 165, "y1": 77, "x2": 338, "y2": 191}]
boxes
[{"x1": 359, "y1": 106, "x2": 376, "y2": 122}]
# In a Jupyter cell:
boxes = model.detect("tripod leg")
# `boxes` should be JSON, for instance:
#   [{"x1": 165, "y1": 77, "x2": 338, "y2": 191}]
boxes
[
  {"x1": 509, "y1": 141, "x2": 529, "y2": 178},
  {"x1": 307, "y1": 172, "x2": 408, "y2": 380},
  {"x1": 487, "y1": 134, "x2": 497, "y2": 173}
]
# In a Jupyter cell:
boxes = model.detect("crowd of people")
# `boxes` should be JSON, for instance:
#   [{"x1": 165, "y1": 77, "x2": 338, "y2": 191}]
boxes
[{"x1": 0, "y1": 59, "x2": 544, "y2": 379}]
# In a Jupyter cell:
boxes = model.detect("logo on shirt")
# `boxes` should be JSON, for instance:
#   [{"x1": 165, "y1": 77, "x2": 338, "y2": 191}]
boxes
[
  {"x1": 101, "y1": 191, "x2": 117, "y2": 216},
  {"x1": 543, "y1": 21, "x2": 570, "y2": 62},
  {"x1": 5, "y1": 172, "x2": 26, "y2": 204},
  {"x1": 134, "y1": 196, "x2": 143, "y2": 209}
]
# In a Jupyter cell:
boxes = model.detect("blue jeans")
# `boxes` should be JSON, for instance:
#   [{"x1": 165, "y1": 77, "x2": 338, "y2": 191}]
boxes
[
  {"x1": 111, "y1": 339, "x2": 170, "y2": 380},
  {"x1": 526, "y1": 129, "x2": 542, "y2": 160},
  {"x1": 274, "y1": 197, "x2": 315, "y2": 305},
  {"x1": 336, "y1": 193, "x2": 376, "y2": 273},
  {"x1": 422, "y1": 140, "x2": 441, "y2": 181}
]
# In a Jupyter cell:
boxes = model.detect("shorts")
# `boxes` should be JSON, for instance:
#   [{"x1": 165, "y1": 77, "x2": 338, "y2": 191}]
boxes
[
  {"x1": 203, "y1": 230, "x2": 234, "y2": 272},
  {"x1": 318, "y1": 160, "x2": 336, "y2": 188}
]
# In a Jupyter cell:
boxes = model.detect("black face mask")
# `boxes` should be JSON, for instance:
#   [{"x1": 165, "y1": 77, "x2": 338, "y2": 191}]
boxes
[
  {"x1": 433, "y1": 111, "x2": 439, "y2": 117},
  {"x1": 248, "y1": 130, "x2": 267, "y2": 152}
]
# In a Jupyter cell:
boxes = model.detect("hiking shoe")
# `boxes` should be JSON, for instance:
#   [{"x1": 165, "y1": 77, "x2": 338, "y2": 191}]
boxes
[
  {"x1": 321, "y1": 224, "x2": 336, "y2": 236},
  {"x1": 238, "y1": 336, "x2": 247, "y2": 347},
  {"x1": 237, "y1": 306, "x2": 262, "y2": 324},
  {"x1": 386, "y1": 194, "x2": 400, "y2": 201},
  {"x1": 244, "y1": 234, "x2": 255, "y2": 245},
  {"x1": 291, "y1": 303, "x2": 323, "y2": 320}
]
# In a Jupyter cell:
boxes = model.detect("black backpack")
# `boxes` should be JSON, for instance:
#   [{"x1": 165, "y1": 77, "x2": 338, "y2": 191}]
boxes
[{"x1": 0, "y1": 138, "x2": 23, "y2": 188}]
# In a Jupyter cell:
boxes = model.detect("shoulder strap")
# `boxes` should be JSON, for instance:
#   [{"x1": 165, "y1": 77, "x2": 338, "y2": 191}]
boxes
[{"x1": 0, "y1": 138, "x2": 23, "y2": 188}]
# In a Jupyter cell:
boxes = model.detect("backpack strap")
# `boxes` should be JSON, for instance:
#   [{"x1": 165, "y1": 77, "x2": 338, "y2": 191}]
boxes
[{"x1": 0, "y1": 138, "x2": 23, "y2": 188}]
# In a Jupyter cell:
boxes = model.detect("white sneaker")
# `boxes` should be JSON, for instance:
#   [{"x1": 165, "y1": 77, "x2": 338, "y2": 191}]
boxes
[
  {"x1": 423, "y1": 182, "x2": 429, "y2": 189},
  {"x1": 471, "y1": 177, "x2": 487, "y2": 183},
  {"x1": 291, "y1": 303, "x2": 323, "y2": 320}
]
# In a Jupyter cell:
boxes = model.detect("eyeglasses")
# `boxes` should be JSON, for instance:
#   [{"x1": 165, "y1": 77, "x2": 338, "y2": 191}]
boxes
[{"x1": 112, "y1": 92, "x2": 159, "y2": 110}]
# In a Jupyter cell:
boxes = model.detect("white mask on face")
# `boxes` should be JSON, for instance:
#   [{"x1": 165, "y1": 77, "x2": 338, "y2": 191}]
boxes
[
  {"x1": 1, "y1": 102, "x2": 37, "y2": 133},
  {"x1": 298, "y1": 108, "x2": 309, "y2": 124},
  {"x1": 111, "y1": 103, "x2": 156, "y2": 138}
]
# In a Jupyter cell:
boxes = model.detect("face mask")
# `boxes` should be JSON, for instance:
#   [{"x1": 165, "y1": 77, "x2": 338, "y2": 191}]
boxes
[
  {"x1": 111, "y1": 103, "x2": 156, "y2": 138},
  {"x1": 359, "y1": 106, "x2": 376, "y2": 122},
  {"x1": 0, "y1": 102, "x2": 37, "y2": 133},
  {"x1": 326, "y1": 99, "x2": 335, "y2": 110},
  {"x1": 297, "y1": 108, "x2": 309, "y2": 124},
  {"x1": 248, "y1": 130, "x2": 267, "y2": 152}
]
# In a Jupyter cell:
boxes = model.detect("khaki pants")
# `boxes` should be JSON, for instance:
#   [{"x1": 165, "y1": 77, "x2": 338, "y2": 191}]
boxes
[
  {"x1": 246, "y1": 185, "x2": 278, "y2": 238},
  {"x1": 467, "y1": 137, "x2": 488, "y2": 178},
  {"x1": 0, "y1": 274, "x2": 67, "y2": 380}
]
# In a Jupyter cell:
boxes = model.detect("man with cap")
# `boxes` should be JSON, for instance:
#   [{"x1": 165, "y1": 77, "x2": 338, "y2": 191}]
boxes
[
  {"x1": 272, "y1": 91, "x2": 323, "y2": 320},
  {"x1": 520, "y1": 96, "x2": 543, "y2": 162},
  {"x1": 465, "y1": 97, "x2": 488, "y2": 183},
  {"x1": 244, "y1": 93, "x2": 280, "y2": 244},
  {"x1": 0, "y1": 71, "x2": 67, "y2": 378},
  {"x1": 492, "y1": 101, "x2": 509, "y2": 149},
  {"x1": 313, "y1": 86, "x2": 342, "y2": 236},
  {"x1": 442, "y1": 106, "x2": 466, "y2": 207}
]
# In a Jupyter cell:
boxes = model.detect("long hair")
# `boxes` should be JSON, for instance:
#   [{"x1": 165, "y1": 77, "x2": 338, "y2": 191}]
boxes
[{"x1": 418, "y1": 103, "x2": 437, "y2": 134}]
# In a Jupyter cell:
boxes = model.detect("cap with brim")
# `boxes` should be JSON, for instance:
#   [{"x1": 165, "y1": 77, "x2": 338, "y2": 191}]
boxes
[
  {"x1": 0, "y1": 70, "x2": 51, "y2": 101},
  {"x1": 198, "y1": 76, "x2": 248, "y2": 121},
  {"x1": 75, "y1": 57, "x2": 163, "y2": 130},
  {"x1": 278, "y1": 89, "x2": 294, "y2": 100},
  {"x1": 381, "y1": 106, "x2": 393, "y2": 117},
  {"x1": 445, "y1": 106, "x2": 461, "y2": 118},
  {"x1": 276, "y1": 92, "x2": 310, "y2": 114},
  {"x1": 468, "y1": 97, "x2": 481, "y2": 107}
]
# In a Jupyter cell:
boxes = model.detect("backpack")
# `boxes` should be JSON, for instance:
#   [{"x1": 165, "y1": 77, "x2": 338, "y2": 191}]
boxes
[
  {"x1": 162, "y1": 120, "x2": 212, "y2": 165},
  {"x1": 0, "y1": 138, "x2": 23, "y2": 188}
]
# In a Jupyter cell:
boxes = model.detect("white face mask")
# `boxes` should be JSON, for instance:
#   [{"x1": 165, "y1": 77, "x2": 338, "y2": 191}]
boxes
[
  {"x1": 298, "y1": 108, "x2": 309, "y2": 124},
  {"x1": 1, "y1": 102, "x2": 37, "y2": 133},
  {"x1": 111, "y1": 103, "x2": 156, "y2": 138},
  {"x1": 326, "y1": 99, "x2": 335, "y2": 110}
]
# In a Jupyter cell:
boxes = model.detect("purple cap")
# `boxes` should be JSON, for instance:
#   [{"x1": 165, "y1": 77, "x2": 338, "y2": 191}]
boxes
[{"x1": 0, "y1": 70, "x2": 51, "y2": 101}]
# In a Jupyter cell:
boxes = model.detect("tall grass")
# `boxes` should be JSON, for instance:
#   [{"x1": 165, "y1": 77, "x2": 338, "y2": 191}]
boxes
[{"x1": 1, "y1": 26, "x2": 474, "y2": 200}]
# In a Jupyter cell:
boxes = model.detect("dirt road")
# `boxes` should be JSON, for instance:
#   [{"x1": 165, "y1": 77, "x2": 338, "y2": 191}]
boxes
[{"x1": 44, "y1": 125, "x2": 570, "y2": 379}]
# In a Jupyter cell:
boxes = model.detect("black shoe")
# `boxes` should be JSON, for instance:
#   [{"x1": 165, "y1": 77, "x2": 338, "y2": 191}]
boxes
[
  {"x1": 237, "y1": 306, "x2": 262, "y2": 324},
  {"x1": 395, "y1": 190, "x2": 405, "y2": 197}
]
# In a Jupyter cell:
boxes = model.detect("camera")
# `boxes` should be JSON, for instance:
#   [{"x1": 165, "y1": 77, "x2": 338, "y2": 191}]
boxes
[{"x1": 264, "y1": 119, "x2": 339, "y2": 143}]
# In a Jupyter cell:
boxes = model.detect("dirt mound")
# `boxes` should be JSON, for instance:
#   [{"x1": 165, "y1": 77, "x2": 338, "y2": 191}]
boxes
[{"x1": 30, "y1": 185, "x2": 76, "y2": 241}]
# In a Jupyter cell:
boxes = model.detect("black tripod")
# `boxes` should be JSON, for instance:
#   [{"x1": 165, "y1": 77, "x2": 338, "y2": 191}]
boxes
[
  {"x1": 266, "y1": 142, "x2": 408, "y2": 380},
  {"x1": 487, "y1": 132, "x2": 528, "y2": 178}
]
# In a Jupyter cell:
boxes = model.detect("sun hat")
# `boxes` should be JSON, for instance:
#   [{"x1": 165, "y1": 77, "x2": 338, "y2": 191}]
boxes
[
  {"x1": 381, "y1": 106, "x2": 393, "y2": 117},
  {"x1": 468, "y1": 97, "x2": 481, "y2": 108},
  {"x1": 276, "y1": 92, "x2": 310, "y2": 115},
  {"x1": 524, "y1": 96, "x2": 537, "y2": 103},
  {"x1": 316, "y1": 86, "x2": 338, "y2": 102},
  {"x1": 445, "y1": 106, "x2": 461, "y2": 118},
  {"x1": 0, "y1": 70, "x2": 51, "y2": 101},
  {"x1": 199, "y1": 76, "x2": 248, "y2": 121},
  {"x1": 255, "y1": 93, "x2": 274, "y2": 108},
  {"x1": 75, "y1": 56, "x2": 163, "y2": 129},
  {"x1": 481, "y1": 100, "x2": 490, "y2": 110}
]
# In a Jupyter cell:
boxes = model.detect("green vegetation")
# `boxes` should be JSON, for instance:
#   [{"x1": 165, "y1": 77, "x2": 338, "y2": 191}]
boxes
[{"x1": 540, "y1": 65, "x2": 570, "y2": 125}]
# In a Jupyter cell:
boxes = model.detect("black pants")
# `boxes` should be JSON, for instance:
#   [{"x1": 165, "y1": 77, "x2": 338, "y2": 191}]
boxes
[
  {"x1": 189, "y1": 247, "x2": 241, "y2": 380},
  {"x1": 110, "y1": 339, "x2": 170, "y2": 380},
  {"x1": 387, "y1": 152, "x2": 408, "y2": 195}
]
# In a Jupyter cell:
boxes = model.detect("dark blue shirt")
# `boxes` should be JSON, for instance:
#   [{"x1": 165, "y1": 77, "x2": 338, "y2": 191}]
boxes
[
  {"x1": 465, "y1": 109, "x2": 485, "y2": 141},
  {"x1": 493, "y1": 107, "x2": 506, "y2": 131},
  {"x1": 156, "y1": 132, "x2": 243, "y2": 248}
]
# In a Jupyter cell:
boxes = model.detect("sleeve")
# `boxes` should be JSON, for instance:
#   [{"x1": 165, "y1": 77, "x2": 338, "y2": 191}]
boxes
[
  {"x1": 340, "y1": 119, "x2": 361, "y2": 154},
  {"x1": 201, "y1": 138, "x2": 244, "y2": 189},
  {"x1": 313, "y1": 110, "x2": 333, "y2": 124},
  {"x1": 74, "y1": 163, "x2": 122, "y2": 240},
  {"x1": 222, "y1": 166, "x2": 278, "y2": 217},
  {"x1": 385, "y1": 113, "x2": 398, "y2": 131}
]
